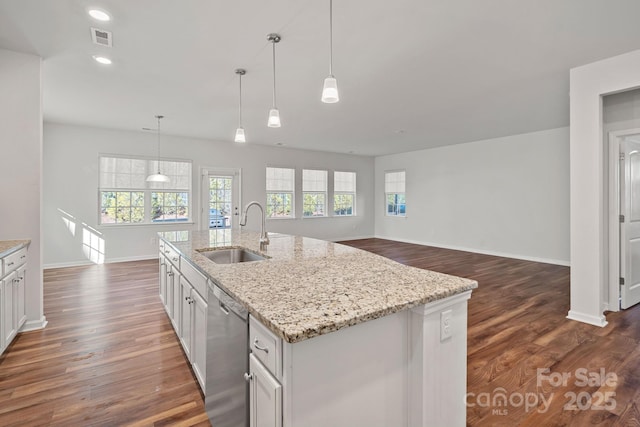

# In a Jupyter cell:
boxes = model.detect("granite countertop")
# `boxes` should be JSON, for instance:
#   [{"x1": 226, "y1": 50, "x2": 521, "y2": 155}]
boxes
[
  {"x1": 162, "y1": 229, "x2": 477, "y2": 343},
  {"x1": 0, "y1": 240, "x2": 30, "y2": 259}
]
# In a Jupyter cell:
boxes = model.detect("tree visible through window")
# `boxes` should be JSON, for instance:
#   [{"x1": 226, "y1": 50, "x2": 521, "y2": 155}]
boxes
[
  {"x1": 266, "y1": 167, "x2": 295, "y2": 218},
  {"x1": 385, "y1": 171, "x2": 406, "y2": 217},
  {"x1": 334, "y1": 171, "x2": 356, "y2": 216},
  {"x1": 303, "y1": 169, "x2": 327, "y2": 217},
  {"x1": 99, "y1": 155, "x2": 192, "y2": 225}
]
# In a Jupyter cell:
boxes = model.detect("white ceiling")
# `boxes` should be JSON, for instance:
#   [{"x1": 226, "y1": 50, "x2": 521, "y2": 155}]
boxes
[{"x1": 2, "y1": 0, "x2": 640, "y2": 156}]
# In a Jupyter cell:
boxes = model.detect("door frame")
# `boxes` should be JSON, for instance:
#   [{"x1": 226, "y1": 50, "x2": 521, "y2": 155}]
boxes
[
  {"x1": 200, "y1": 167, "x2": 242, "y2": 230},
  {"x1": 607, "y1": 128, "x2": 640, "y2": 312}
]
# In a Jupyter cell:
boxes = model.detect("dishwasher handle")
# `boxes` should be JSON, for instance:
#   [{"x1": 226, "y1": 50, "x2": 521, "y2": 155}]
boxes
[{"x1": 219, "y1": 301, "x2": 230, "y2": 315}]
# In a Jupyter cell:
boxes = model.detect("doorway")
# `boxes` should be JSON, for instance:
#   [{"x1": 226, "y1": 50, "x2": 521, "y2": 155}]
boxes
[
  {"x1": 201, "y1": 168, "x2": 241, "y2": 230},
  {"x1": 608, "y1": 129, "x2": 640, "y2": 311}
]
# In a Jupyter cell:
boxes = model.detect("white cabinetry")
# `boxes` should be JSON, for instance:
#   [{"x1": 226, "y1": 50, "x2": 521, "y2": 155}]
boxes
[
  {"x1": 1, "y1": 245, "x2": 28, "y2": 355},
  {"x1": 249, "y1": 353, "x2": 282, "y2": 427},
  {"x1": 158, "y1": 240, "x2": 208, "y2": 393},
  {"x1": 2, "y1": 270, "x2": 16, "y2": 349},
  {"x1": 248, "y1": 316, "x2": 283, "y2": 427}
]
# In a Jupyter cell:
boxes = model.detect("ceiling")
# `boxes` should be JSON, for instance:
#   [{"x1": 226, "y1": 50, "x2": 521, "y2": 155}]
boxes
[{"x1": 2, "y1": 0, "x2": 640, "y2": 156}]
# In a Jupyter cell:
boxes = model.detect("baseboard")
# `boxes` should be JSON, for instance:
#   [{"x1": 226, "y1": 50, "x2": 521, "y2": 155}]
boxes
[
  {"x1": 332, "y1": 235, "x2": 375, "y2": 242},
  {"x1": 566, "y1": 310, "x2": 608, "y2": 327},
  {"x1": 44, "y1": 254, "x2": 158, "y2": 269},
  {"x1": 373, "y1": 235, "x2": 570, "y2": 267},
  {"x1": 20, "y1": 316, "x2": 48, "y2": 332}
]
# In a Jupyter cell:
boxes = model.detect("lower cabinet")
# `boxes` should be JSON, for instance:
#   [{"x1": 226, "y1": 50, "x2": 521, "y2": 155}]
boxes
[
  {"x1": 158, "y1": 240, "x2": 208, "y2": 393},
  {"x1": 179, "y1": 276, "x2": 192, "y2": 361},
  {"x1": 191, "y1": 288, "x2": 207, "y2": 389},
  {"x1": 2, "y1": 271, "x2": 16, "y2": 350},
  {"x1": 249, "y1": 353, "x2": 282, "y2": 427},
  {"x1": 1, "y1": 245, "x2": 28, "y2": 356}
]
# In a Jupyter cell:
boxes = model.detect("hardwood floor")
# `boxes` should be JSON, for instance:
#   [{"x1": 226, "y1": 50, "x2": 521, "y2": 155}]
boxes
[
  {"x1": 0, "y1": 260, "x2": 209, "y2": 427},
  {"x1": 1, "y1": 241, "x2": 639, "y2": 426},
  {"x1": 341, "y1": 238, "x2": 640, "y2": 427}
]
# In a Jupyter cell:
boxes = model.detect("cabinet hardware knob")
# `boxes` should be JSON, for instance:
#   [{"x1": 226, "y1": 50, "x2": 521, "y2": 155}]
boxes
[
  {"x1": 7, "y1": 262, "x2": 14, "y2": 266},
  {"x1": 244, "y1": 373, "x2": 253, "y2": 382},
  {"x1": 172, "y1": 257, "x2": 178, "y2": 261},
  {"x1": 185, "y1": 296, "x2": 189, "y2": 301},
  {"x1": 253, "y1": 339, "x2": 269, "y2": 353},
  {"x1": 164, "y1": 250, "x2": 170, "y2": 253}
]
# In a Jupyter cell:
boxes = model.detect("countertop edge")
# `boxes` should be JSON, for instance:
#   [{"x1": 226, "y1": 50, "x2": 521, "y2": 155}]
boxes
[
  {"x1": 0, "y1": 240, "x2": 31, "y2": 259},
  {"x1": 161, "y1": 234, "x2": 478, "y2": 344}
]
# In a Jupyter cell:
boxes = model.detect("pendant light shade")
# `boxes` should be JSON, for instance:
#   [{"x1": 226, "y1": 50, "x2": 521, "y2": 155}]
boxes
[
  {"x1": 146, "y1": 172, "x2": 170, "y2": 183},
  {"x1": 268, "y1": 108, "x2": 281, "y2": 128},
  {"x1": 321, "y1": 76, "x2": 339, "y2": 103},
  {"x1": 267, "y1": 33, "x2": 282, "y2": 128},
  {"x1": 321, "y1": 0, "x2": 339, "y2": 103},
  {"x1": 146, "y1": 115, "x2": 170, "y2": 183},
  {"x1": 234, "y1": 127, "x2": 246, "y2": 143},
  {"x1": 234, "y1": 68, "x2": 247, "y2": 143}
]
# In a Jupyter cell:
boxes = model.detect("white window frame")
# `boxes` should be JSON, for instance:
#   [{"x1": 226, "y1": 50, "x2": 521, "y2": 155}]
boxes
[
  {"x1": 98, "y1": 154, "x2": 192, "y2": 226},
  {"x1": 302, "y1": 169, "x2": 328, "y2": 218},
  {"x1": 385, "y1": 170, "x2": 406, "y2": 217},
  {"x1": 266, "y1": 166, "x2": 295, "y2": 219},
  {"x1": 333, "y1": 171, "x2": 356, "y2": 217}
]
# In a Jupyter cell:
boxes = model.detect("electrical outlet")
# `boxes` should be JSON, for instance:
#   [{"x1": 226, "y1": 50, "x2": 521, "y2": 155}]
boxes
[{"x1": 441, "y1": 309, "x2": 452, "y2": 341}]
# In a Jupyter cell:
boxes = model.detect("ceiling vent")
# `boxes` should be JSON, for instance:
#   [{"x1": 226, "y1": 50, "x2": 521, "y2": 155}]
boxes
[{"x1": 91, "y1": 27, "x2": 112, "y2": 47}]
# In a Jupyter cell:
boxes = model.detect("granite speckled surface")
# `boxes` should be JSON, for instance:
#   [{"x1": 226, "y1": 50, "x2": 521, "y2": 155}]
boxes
[
  {"x1": 163, "y1": 229, "x2": 477, "y2": 343},
  {"x1": 0, "y1": 240, "x2": 30, "y2": 259}
]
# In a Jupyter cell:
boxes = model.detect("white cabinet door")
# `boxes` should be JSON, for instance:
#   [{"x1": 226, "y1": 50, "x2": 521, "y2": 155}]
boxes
[
  {"x1": 172, "y1": 271, "x2": 182, "y2": 334},
  {"x1": 159, "y1": 254, "x2": 167, "y2": 305},
  {"x1": 179, "y1": 277, "x2": 192, "y2": 361},
  {"x1": 15, "y1": 265, "x2": 26, "y2": 330},
  {"x1": 191, "y1": 288, "x2": 207, "y2": 392},
  {"x1": 165, "y1": 264, "x2": 175, "y2": 318},
  {"x1": 249, "y1": 353, "x2": 282, "y2": 427},
  {"x1": 2, "y1": 271, "x2": 16, "y2": 349}
]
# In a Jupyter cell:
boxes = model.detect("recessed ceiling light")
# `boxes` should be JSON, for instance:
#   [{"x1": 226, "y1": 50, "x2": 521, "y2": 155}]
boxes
[
  {"x1": 275, "y1": 142, "x2": 285, "y2": 146},
  {"x1": 88, "y1": 9, "x2": 111, "y2": 21},
  {"x1": 92, "y1": 55, "x2": 112, "y2": 65}
]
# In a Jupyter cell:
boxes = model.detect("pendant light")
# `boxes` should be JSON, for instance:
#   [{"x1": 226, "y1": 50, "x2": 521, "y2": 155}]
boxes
[
  {"x1": 234, "y1": 68, "x2": 247, "y2": 143},
  {"x1": 321, "y1": 0, "x2": 339, "y2": 103},
  {"x1": 267, "y1": 33, "x2": 281, "y2": 128},
  {"x1": 146, "y1": 115, "x2": 170, "y2": 183}
]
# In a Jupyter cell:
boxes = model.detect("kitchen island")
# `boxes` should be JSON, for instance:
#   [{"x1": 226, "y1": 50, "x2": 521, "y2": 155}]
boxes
[{"x1": 159, "y1": 229, "x2": 477, "y2": 427}]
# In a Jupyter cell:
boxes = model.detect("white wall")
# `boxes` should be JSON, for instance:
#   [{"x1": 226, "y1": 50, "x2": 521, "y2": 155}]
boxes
[
  {"x1": 0, "y1": 49, "x2": 46, "y2": 330},
  {"x1": 43, "y1": 123, "x2": 374, "y2": 267},
  {"x1": 375, "y1": 127, "x2": 570, "y2": 265},
  {"x1": 569, "y1": 48, "x2": 640, "y2": 327}
]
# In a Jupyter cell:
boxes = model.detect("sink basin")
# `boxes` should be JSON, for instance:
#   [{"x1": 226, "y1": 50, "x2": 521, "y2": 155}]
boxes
[{"x1": 199, "y1": 248, "x2": 267, "y2": 264}]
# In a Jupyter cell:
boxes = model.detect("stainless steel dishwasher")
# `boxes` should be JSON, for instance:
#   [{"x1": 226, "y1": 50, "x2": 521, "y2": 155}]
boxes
[{"x1": 205, "y1": 283, "x2": 249, "y2": 427}]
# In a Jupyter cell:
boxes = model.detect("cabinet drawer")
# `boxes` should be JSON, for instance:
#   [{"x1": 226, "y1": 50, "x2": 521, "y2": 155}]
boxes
[
  {"x1": 180, "y1": 257, "x2": 207, "y2": 300},
  {"x1": 162, "y1": 244, "x2": 180, "y2": 267},
  {"x1": 3, "y1": 248, "x2": 27, "y2": 275},
  {"x1": 249, "y1": 315, "x2": 282, "y2": 379}
]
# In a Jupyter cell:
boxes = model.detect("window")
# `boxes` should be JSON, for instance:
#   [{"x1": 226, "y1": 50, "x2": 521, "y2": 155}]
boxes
[
  {"x1": 266, "y1": 167, "x2": 295, "y2": 218},
  {"x1": 334, "y1": 171, "x2": 356, "y2": 216},
  {"x1": 99, "y1": 155, "x2": 192, "y2": 225},
  {"x1": 302, "y1": 170, "x2": 328, "y2": 217},
  {"x1": 385, "y1": 170, "x2": 406, "y2": 217}
]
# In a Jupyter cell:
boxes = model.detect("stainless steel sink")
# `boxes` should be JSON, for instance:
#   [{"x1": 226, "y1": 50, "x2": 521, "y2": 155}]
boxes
[{"x1": 199, "y1": 248, "x2": 267, "y2": 264}]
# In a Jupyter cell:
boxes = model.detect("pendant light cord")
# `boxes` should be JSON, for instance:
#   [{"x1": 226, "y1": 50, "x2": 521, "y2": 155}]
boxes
[
  {"x1": 238, "y1": 73, "x2": 243, "y2": 126},
  {"x1": 272, "y1": 40, "x2": 277, "y2": 108},
  {"x1": 156, "y1": 115, "x2": 161, "y2": 173},
  {"x1": 329, "y1": 0, "x2": 333, "y2": 77}
]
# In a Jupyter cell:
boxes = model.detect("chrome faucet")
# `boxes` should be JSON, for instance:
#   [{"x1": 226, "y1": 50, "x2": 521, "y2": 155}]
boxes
[{"x1": 239, "y1": 201, "x2": 269, "y2": 250}]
